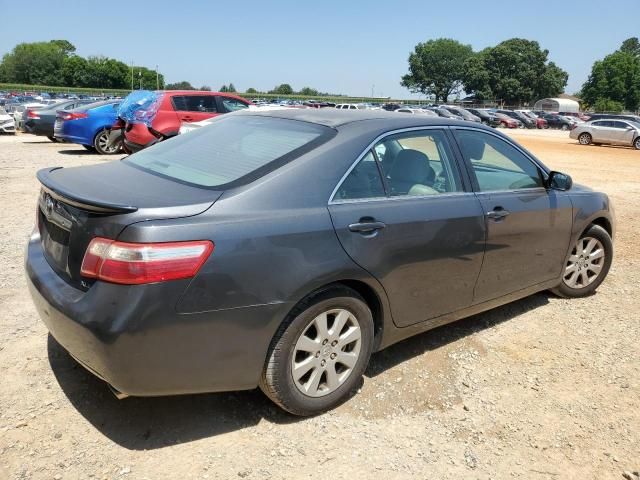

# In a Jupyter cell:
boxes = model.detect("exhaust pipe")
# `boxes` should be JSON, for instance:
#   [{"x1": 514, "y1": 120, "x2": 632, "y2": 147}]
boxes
[{"x1": 108, "y1": 384, "x2": 130, "y2": 400}]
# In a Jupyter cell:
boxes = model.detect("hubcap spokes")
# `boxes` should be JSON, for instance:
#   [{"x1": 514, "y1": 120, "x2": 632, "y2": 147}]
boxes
[
  {"x1": 291, "y1": 309, "x2": 361, "y2": 397},
  {"x1": 563, "y1": 236, "x2": 605, "y2": 289},
  {"x1": 98, "y1": 132, "x2": 117, "y2": 153}
]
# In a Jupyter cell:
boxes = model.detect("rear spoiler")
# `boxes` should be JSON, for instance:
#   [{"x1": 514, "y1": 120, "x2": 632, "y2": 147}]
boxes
[{"x1": 37, "y1": 167, "x2": 138, "y2": 214}]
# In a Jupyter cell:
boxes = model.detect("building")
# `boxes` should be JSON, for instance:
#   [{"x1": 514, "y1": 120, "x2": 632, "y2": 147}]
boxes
[{"x1": 533, "y1": 97, "x2": 580, "y2": 113}]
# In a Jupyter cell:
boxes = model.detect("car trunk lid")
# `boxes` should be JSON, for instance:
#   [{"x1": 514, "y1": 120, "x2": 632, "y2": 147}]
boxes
[{"x1": 36, "y1": 161, "x2": 221, "y2": 289}]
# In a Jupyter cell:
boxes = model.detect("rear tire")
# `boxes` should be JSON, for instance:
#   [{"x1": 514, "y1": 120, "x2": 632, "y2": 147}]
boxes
[
  {"x1": 83, "y1": 145, "x2": 96, "y2": 151},
  {"x1": 47, "y1": 136, "x2": 59, "y2": 143},
  {"x1": 260, "y1": 287, "x2": 374, "y2": 416},
  {"x1": 561, "y1": 124, "x2": 569, "y2": 131},
  {"x1": 551, "y1": 224, "x2": 612, "y2": 298},
  {"x1": 94, "y1": 129, "x2": 121, "y2": 155},
  {"x1": 578, "y1": 132, "x2": 592, "y2": 145}
]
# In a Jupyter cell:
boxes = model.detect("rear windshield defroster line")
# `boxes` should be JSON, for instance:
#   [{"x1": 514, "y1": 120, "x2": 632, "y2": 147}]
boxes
[{"x1": 124, "y1": 115, "x2": 336, "y2": 190}]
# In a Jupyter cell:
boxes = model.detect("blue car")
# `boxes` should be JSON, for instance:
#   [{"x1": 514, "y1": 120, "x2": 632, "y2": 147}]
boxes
[{"x1": 54, "y1": 100, "x2": 122, "y2": 154}]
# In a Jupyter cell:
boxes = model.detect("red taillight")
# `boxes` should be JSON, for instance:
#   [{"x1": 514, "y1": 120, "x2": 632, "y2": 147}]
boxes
[
  {"x1": 81, "y1": 237, "x2": 214, "y2": 285},
  {"x1": 59, "y1": 112, "x2": 89, "y2": 121},
  {"x1": 27, "y1": 110, "x2": 40, "y2": 119}
]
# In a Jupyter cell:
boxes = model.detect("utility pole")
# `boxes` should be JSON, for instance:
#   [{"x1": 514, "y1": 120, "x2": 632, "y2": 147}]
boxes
[
  {"x1": 371, "y1": 84, "x2": 375, "y2": 99},
  {"x1": 156, "y1": 65, "x2": 159, "y2": 90}
]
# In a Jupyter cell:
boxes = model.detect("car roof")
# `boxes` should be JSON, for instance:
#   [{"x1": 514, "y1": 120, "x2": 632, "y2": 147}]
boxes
[{"x1": 232, "y1": 107, "x2": 474, "y2": 129}]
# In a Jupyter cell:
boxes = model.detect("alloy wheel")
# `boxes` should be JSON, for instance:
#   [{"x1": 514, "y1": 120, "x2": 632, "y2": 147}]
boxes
[
  {"x1": 635, "y1": 137, "x2": 640, "y2": 150},
  {"x1": 291, "y1": 308, "x2": 362, "y2": 397},
  {"x1": 96, "y1": 130, "x2": 119, "y2": 154},
  {"x1": 563, "y1": 236, "x2": 605, "y2": 289},
  {"x1": 579, "y1": 133, "x2": 591, "y2": 145}
]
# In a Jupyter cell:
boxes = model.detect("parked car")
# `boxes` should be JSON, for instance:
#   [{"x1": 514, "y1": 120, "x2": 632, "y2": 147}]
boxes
[
  {"x1": 26, "y1": 109, "x2": 614, "y2": 415},
  {"x1": 583, "y1": 113, "x2": 640, "y2": 124},
  {"x1": 119, "y1": 90, "x2": 252, "y2": 152},
  {"x1": 492, "y1": 112, "x2": 521, "y2": 128},
  {"x1": 516, "y1": 110, "x2": 548, "y2": 129},
  {"x1": 0, "y1": 106, "x2": 16, "y2": 133},
  {"x1": 335, "y1": 104, "x2": 368, "y2": 110},
  {"x1": 466, "y1": 108, "x2": 501, "y2": 127},
  {"x1": 23, "y1": 100, "x2": 93, "y2": 141},
  {"x1": 396, "y1": 108, "x2": 438, "y2": 116},
  {"x1": 496, "y1": 109, "x2": 536, "y2": 129},
  {"x1": 440, "y1": 106, "x2": 481, "y2": 123},
  {"x1": 6, "y1": 102, "x2": 47, "y2": 130},
  {"x1": 428, "y1": 107, "x2": 463, "y2": 120},
  {"x1": 570, "y1": 119, "x2": 640, "y2": 149},
  {"x1": 54, "y1": 100, "x2": 122, "y2": 154},
  {"x1": 541, "y1": 113, "x2": 575, "y2": 130}
]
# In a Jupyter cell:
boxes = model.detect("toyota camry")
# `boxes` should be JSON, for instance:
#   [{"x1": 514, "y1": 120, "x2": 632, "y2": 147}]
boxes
[{"x1": 26, "y1": 109, "x2": 614, "y2": 415}]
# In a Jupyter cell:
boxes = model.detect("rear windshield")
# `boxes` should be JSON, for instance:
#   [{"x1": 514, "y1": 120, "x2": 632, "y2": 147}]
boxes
[{"x1": 125, "y1": 115, "x2": 333, "y2": 188}]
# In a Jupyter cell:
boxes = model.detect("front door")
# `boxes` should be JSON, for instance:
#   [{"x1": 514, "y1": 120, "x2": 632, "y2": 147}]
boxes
[
  {"x1": 328, "y1": 128, "x2": 486, "y2": 327},
  {"x1": 452, "y1": 128, "x2": 574, "y2": 303}
]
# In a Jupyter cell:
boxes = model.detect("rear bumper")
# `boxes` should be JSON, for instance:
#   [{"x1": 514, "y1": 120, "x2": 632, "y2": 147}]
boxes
[
  {"x1": 23, "y1": 120, "x2": 52, "y2": 136},
  {"x1": 26, "y1": 232, "x2": 290, "y2": 396}
]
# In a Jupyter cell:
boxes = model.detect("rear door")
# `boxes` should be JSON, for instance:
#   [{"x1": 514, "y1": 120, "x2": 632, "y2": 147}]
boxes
[
  {"x1": 328, "y1": 128, "x2": 486, "y2": 327},
  {"x1": 451, "y1": 128, "x2": 573, "y2": 303},
  {"x1": 172, "y1": 94, "x2": 219, "y2": 124}
]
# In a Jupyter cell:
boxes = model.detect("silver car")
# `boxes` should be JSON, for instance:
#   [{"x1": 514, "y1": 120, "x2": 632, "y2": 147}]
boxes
[{"x1": 570, "y1": 119, "x2": 640, "y2": 149}]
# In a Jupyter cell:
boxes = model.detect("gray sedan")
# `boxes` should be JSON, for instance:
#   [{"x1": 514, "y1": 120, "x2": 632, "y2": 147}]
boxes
[
  {"x1": 570, "y1": 119, "x2": 640, "y2": 149},
  {"x1": 26, "y1": 110, "x2": 615, "y2": 415}
]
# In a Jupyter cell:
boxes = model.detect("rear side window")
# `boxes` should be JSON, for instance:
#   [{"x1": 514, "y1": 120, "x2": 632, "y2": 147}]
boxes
[
  {"x1": 172, "y1": 95, "x2": 218, "y2": 113},
  {"x1": 334, "y1": 151, "x2": 385, "y2": 200},
  {"x1": 125, "y1": 115, "x2": 332, "y2": 188}
]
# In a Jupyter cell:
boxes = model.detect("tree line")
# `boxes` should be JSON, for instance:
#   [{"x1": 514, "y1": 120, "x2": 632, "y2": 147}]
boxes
[
  {"x1": 164, "y1": 81, "x2": 329, "y2": 97},
  {"x1": 401, "y1": 36, "x2": 640, "y2": 111},
  {"x1": 0, "y1": 40, "x2": 163, "y2": 90}
]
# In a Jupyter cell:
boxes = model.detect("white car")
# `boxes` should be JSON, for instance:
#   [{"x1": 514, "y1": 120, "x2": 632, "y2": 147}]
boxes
[
  {"x1": 396, "y1": 108, "x2": 438, "y2": 117},
  {"x1": 335, "y1": 103, "x2": 368, "y2": 110},
  {"x1": 0, "y1": 107, "x2": 16, "y2": 133}
]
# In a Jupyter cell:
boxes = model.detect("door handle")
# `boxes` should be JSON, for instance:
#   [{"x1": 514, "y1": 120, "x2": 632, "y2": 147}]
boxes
[
  {"x1": 348, "y1": 221, "x2": 386, "y2": 234},
  {"x1": 486, "y1": 207, "x2": 510, "y2": 220}
]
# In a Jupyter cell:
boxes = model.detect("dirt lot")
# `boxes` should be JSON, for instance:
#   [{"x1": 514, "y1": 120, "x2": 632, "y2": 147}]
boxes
[{"x1": 0, "y1": 130, "x2": 638, "y2": 480}]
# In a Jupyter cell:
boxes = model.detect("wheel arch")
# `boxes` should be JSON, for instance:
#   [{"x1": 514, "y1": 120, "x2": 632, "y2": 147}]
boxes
[
  {"x1": 284, "y1": 279, "x2": 387, "y2": 352},
  {"x1": 588, "y1": 217, "x2": 613, "y2": 238}
]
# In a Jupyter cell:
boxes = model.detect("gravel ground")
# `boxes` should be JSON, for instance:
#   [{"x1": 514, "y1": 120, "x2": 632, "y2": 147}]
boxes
[{"x1": 0, "y1": 130, "x2": 638, "y2": 480}]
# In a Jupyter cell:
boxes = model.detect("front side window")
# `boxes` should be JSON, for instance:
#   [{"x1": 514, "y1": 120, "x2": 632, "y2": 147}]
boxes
[
  {"x1": 221, "y1": 97, "x2": 249, "y2": 112},
  {"x1": 377, "y1": 130, "x2": 462, "y2": 196},
  {"x1": 456, "y1": 130, "x2": 543, "y2": 192}
]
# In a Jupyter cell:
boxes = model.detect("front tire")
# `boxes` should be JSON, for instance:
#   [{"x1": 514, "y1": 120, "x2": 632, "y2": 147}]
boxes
[
  {"x1": 260, "y1": 287, "x2": 374, "y2": 416},
  {"x1": 634, "y1": 137, "x2": 640, "y2": 150},
  {"x1": 578, "y1": 132, "x2": 592, "y2": 145},
  {"x1": 552, "y1": 224, "x2": 612, "y2": 298},
  {"x1": 47, "y1": 136, "x2": 59, "y2": 143}
]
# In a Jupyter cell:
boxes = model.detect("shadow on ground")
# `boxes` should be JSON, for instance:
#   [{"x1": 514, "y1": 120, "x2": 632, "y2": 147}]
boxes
[
  {"x1": 56, "y1": 149, "x2": 94, "y2": 155},
  {"x1": 48, "y1": 292, "x2": 550, "y2": 450}
]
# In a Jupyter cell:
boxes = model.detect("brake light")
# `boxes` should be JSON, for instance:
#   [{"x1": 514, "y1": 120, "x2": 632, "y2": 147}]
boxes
[
  {"x1": 59, "y1": 112, "x2": 88, "y2": 121},
  {"x1": 27, "y1": 110, "x2": 40, "y2": 119},
  {"x1": 81, "y1": 237, "x2": 214, "y2": 285}
]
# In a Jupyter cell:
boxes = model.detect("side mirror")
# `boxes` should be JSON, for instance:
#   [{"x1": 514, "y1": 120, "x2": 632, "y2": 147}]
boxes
[{"x1": 547, "y1": 171, "x2": 573, "y2": 191}]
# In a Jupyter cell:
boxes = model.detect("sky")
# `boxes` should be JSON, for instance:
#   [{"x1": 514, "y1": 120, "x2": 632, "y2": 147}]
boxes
[{"x1": 1, "y1": 0, "x2": 638, "y2": 99}]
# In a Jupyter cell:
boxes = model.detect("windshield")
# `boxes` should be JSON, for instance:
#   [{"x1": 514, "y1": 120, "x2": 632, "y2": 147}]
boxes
[{"x1": 125, "y1": 115, "x2": 333, "y2": 188}]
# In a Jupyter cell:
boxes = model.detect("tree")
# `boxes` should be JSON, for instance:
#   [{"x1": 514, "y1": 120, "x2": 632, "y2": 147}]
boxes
[
  {"x1": 246, "y1": 87, "x2": 258, "y2": 94},
  {"x1": 462, "y1": 38, "x2": 568, "y2": 105},
  {"x1": 581, "y1": 38, "x2": 640, "y2": 111},
  {"x1": 620, "y1": 37, "x2": 640, "y2": 58},
  {"x1": 269, "y1": 83, "x2": 293, "y2": 95},
  {"x1": 200, "y1": 85, "x2": 212, "y2": 91},
  {"x1": 1, "y1": 41, "x2": 69, "y2": 85},
  {"x1": 299, "y1": 86, "x2": 319, "y2": 96},
  {"x1": 227, "y1": 83, "x2": 236, "y2": 92},
  {"x1": 60, "y1": 55, "x2": 90, "y2": 87},
  {"x1": 165, "y1": 81, "x2": 195, "y2": 90},
  {"x1": 400, "y1": 38, "x2": 473, "y2": 103}
]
